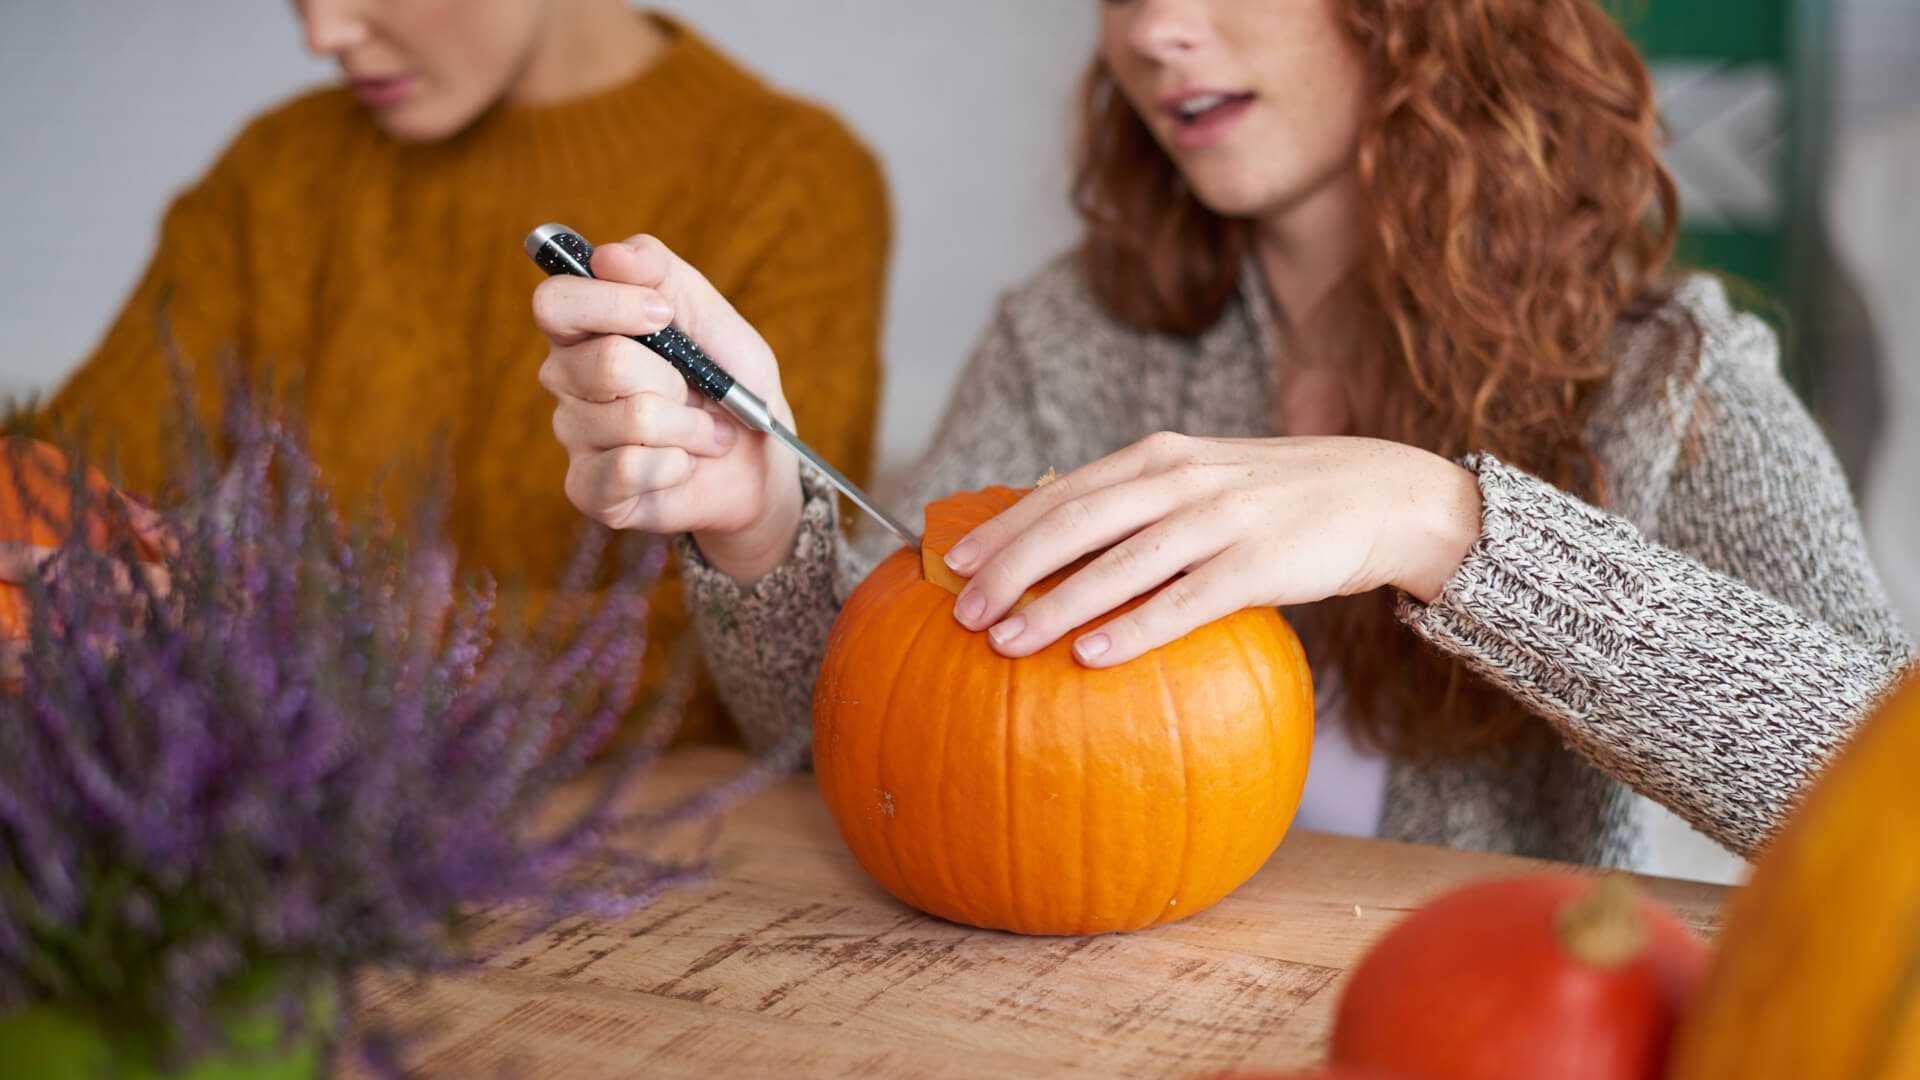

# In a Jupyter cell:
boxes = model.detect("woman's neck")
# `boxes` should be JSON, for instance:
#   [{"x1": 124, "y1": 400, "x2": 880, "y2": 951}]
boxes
[
  {"x1": 1255, "y1": 176, "x2": 1365, "y2": 436},
  {"x1": 509, "y1": 0, "x2": 671, "y2": 105},
  {"x1": 1252, "y1": 175, "x2": 1363, "y2": 333}
]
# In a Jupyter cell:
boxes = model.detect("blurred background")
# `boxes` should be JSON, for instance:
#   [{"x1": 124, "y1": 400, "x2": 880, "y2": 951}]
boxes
[{"x1": 1, "y1": 1, "x2": 1915, "y2": 886}]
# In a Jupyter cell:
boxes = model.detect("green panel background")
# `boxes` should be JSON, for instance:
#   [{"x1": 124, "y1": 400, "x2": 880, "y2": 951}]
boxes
[{"x1": 1611, "y1": 0, "x2": 1835, "y2": 395}]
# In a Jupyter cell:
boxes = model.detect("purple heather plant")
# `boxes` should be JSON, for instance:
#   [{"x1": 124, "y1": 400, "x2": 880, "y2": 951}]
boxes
[{"x1": 0, "y1": 373, "x2": 795, "y2": 1070}]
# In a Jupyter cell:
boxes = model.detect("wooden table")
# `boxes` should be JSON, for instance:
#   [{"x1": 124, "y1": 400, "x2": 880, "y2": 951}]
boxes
[{"x1": 355, "y1": 748, "x2": 1730, "y2": 1078}]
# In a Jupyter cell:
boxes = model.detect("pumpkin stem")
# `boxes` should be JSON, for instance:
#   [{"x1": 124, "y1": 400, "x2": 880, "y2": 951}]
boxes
[{"x1": 1557, "y1": 873, "x2": 1647, "y2": 968}]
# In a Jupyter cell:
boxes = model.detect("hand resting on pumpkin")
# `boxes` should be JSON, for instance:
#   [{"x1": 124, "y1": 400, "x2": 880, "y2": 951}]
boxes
[{"x1": 942, "y1": 432, "x2": 1484, "y2": 667}]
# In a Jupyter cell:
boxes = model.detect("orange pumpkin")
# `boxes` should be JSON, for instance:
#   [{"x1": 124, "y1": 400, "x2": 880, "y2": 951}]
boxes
[
  {"x1": 813, "y1": 485, "x2": 1315, "y2": 935},
  {"x1": 1667, "y1": 668, "x2": 1920, "y2": 1078},
  {"x1": 0, "y1": 437, "x2": 158, "y2": 640}
]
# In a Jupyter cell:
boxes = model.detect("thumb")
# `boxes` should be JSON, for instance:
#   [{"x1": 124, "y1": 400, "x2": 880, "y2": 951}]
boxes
[{"x1": 590, "y1": 234, "x2": 677, "y2": 290}]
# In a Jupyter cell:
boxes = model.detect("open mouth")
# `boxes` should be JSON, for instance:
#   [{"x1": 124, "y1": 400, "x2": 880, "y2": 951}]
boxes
[
  {"x1": 1174, "y1": 92, "x2": 1255, "y2": 125},
  {"x1": 1166, "y1": 92, "x2": 1255, "y2": 149}
]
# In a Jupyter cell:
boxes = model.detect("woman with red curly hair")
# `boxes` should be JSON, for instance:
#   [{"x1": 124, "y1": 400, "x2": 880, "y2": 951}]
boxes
[{"x1": 533, "y1": 0, "x2": 1911, "y2": 866}]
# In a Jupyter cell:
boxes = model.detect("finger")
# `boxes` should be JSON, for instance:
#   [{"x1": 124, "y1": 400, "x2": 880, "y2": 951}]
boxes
[
  {"x1": 128, "y1": 561, "x2": 172, "y2": 600},
  {"x1": 530, "y1": 274, "x2": 674, "y2": 346},
  {"x1": 944, "y1": 431, "x2": 1205, "y2": 577},
  {"x1": 553, "y1": 391, "x2": 734, "y2": 458},
  {"x1": 118, "y1": 496, "x2": 178, "y2": 559},
  {"x1": 564, "y1": 445, "x2": 694, "y2": 529},
  {"x1": 982, "y1": 517, "x2": 1231, "y2": 657},
  {"x1": 0, "y1": 542, "x2": 59, "y2": 585},
  {"x1": 954, "y1": 469, "x2": 1204, "y2": 631},
  {"x1": 540, "y1": 334, "x2": 686, "y2": 405},
  {"x1": 1069, "y1": 549, "x2": 1260, "y2": 668},
  {"x1": 595, "y1": 236, "x2": 753, "y2": 356},
  {"x1": 592, "y1": 235, "x2": 679, "y2": 289}
]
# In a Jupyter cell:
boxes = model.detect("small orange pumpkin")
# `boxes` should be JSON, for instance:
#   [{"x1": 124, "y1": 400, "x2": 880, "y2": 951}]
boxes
[
  {"x1": 0, "y1": 437, "x2": 158, "y2": 640},
  {"x1": 813, "y1": 485, "x2": 1315, "y2": 935}
]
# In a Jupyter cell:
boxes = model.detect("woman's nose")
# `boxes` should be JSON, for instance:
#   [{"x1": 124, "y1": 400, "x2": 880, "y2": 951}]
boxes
[
  {"x1": 297, "y1": 0, "x2": 372, "y2": 56},
  {"x1": 1126, "y1": 0, "x2": 1212, "y2": 62}
]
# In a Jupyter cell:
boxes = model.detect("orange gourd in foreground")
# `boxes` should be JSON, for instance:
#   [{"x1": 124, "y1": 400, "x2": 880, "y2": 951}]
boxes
[
  {"x1": 1331, "y1": 873, "x2": 1707, "y2": 1080},
  {"x1": 814, "y1": 486, "x2": 1315, "y2": 935},
  {"x1": 1668, "y1": 669, "x2": 1920, "y2": 1078},
  {"x1": 0, "y1": 438, "x2": 158, "y2": 640}
]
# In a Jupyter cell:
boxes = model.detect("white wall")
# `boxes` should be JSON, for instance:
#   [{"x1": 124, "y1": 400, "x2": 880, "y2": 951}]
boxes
[
  {"x1": 1834, "y1": 0, "x2": 1920, "y2": 135},
  {"x1": 0, "y1": 2, "x2": 1096, "y2": 475},
  {"x1": 0, "y1": 2, "x2": 333, "y2": 404}
]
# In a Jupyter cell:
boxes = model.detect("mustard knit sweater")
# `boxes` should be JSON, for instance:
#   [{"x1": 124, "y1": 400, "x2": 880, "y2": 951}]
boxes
[{"x1": 38, "y1": 16, "x2": 891, "y2": 746}]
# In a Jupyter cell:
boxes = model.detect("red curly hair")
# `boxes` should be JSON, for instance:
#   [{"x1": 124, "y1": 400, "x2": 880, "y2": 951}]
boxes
[{"x1": 1072, "y1": 0, "x2": 1697, "y2": 761}]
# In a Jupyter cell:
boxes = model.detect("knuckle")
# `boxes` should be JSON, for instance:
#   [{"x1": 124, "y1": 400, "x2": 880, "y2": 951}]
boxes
[
  {"x1": 1053, "y1": 496, "x2": 1095, "y2": 536},
  {"x1": 562, "y1": 462, "x2": 601, "y2": 519},
  {"x1": 1099, "y1": 541, "x2": 1143, "y2": 577},
  {"x1": 1141, "y1": 430, "x2": 1188, "y2": 460},
  {"x1": 537, "y1": 356, "x2": 564, "y2": 397},
  {"x1": 630, "y1": 392, "x2": 693, "y2": 446},
  {"x1": 1206, "y1": 491, "x2": 1258, "y2": 527},
  {"x1": 608, "y1": 445, "x2": 651, "y2": 492},
  {"x1": 1166, "y1": 461, "x2": 1211, "y2": 489},
  {"x1": 529, "y1": 279, "x2": 567, "y2": 331},
  {"x1": 624, "y1": 392, "x2": 662, "y2": 436},
  {"x1": 550, "y1": 406, "x2": 580, "y2": 453},
  {"x1": 585, "y1": 340, "x2": 630, "y2": 398},
  {"x1": 1160, "y1": 579, "x2": 1205, "y2": 618}
]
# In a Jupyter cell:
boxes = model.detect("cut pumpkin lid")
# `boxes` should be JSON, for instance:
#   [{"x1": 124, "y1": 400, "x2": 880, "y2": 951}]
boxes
[{"x1": 916, "y1": 486, "x2": 1093, "y2": 612}]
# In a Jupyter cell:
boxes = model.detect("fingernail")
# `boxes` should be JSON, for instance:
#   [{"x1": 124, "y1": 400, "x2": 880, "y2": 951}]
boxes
[
  {"x1": 945, "y1": 539, "x2": 978, "y2": 573},
  {"x1": 955, "y1": 587, "x2": 985, "y2": 628},
  {"x1": 714, "y1": 421, "x2": 736, "y2": 448},
  {"x1": 644, "y1": 296, "x2": 673, "y2": 324},
  {"x1": 988, "y1": 614, "x2": 1026, "y2": 649},
  {"x1": 1074, "y1": 634, "x2": 1111, "y2": 663}
]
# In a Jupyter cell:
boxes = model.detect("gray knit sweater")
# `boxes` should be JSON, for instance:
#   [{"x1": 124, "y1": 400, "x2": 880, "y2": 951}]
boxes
[{"x1": 677, "y1": 258, "x2": 1912, "y2": 868}]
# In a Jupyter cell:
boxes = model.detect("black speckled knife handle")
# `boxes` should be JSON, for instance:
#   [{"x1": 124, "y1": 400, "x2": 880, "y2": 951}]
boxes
[{"x1": 524, "y1": 223, "x2": 757, "y2": 429}]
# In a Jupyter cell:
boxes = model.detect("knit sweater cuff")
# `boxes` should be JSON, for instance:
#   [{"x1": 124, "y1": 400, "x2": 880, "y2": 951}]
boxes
[
  {"x1": 1395, "y1": 452, "x2": 1879, "y2": 855},
  {"x1": 674, "y1": 470, "x2": 843, "y2": 756},
  {"x1": 1398, "y1": 450, "x2": 1633, "y2": 700}
]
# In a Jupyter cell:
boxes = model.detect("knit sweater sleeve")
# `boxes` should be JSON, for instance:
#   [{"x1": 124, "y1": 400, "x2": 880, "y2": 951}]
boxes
[
  {"x1": 24, "y1": 137, "x2": 258, "y2": 497},
  {"x1": 676, "y1": 305, "x2": 1050, "y2": 755},
  {"x1": 1399, "y1": 280, "x2": 1914, "y2": 857}
]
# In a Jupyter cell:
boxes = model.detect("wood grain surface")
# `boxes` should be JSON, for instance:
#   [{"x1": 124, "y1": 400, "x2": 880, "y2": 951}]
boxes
[{"x1": 350, "y1": 748, "x2": 1731, "y2": 1078}]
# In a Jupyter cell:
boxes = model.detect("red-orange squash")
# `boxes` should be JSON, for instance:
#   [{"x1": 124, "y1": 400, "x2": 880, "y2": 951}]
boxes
[
  {"x1": 1331, "y1": 873, "x2": 1708, "y2": 1080},
  {"x1": 1205, "y1": 1060, "x2": 1420, "y2": 1068},
  {"x1": 0, "y1": 438, "x2": 158, "y2": 640},
  {"x1": 1667, "y1": 669, "x2": 1920, "y2": 1078},
  {"x1": 813, "y1": 485, "x2": 1315, "y2": 935}
]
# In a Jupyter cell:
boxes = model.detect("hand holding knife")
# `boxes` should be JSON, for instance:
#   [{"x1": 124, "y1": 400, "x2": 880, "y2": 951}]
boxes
[{"x1": 525, "y1": 224, "x2": 918, "y2": 551}]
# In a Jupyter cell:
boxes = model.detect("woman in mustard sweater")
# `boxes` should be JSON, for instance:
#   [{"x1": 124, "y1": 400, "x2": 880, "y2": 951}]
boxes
[{"x1": 18, "y1": 0, "x2": 891, "y2": 744}]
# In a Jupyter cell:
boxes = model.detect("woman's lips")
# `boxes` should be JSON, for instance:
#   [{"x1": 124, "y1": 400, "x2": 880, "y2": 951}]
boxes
[
  {"x1": 1169, "y1": 94, "x2": 1255, "y2": 151},
  {"x1": 352, "y1": 74, "x2": 418, "y2": 109}
]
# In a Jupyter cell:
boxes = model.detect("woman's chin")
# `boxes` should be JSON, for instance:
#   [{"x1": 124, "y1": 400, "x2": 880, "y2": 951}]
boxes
[{"x1": 367, "y1": 99, "x2": 476, "y2": 144}]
